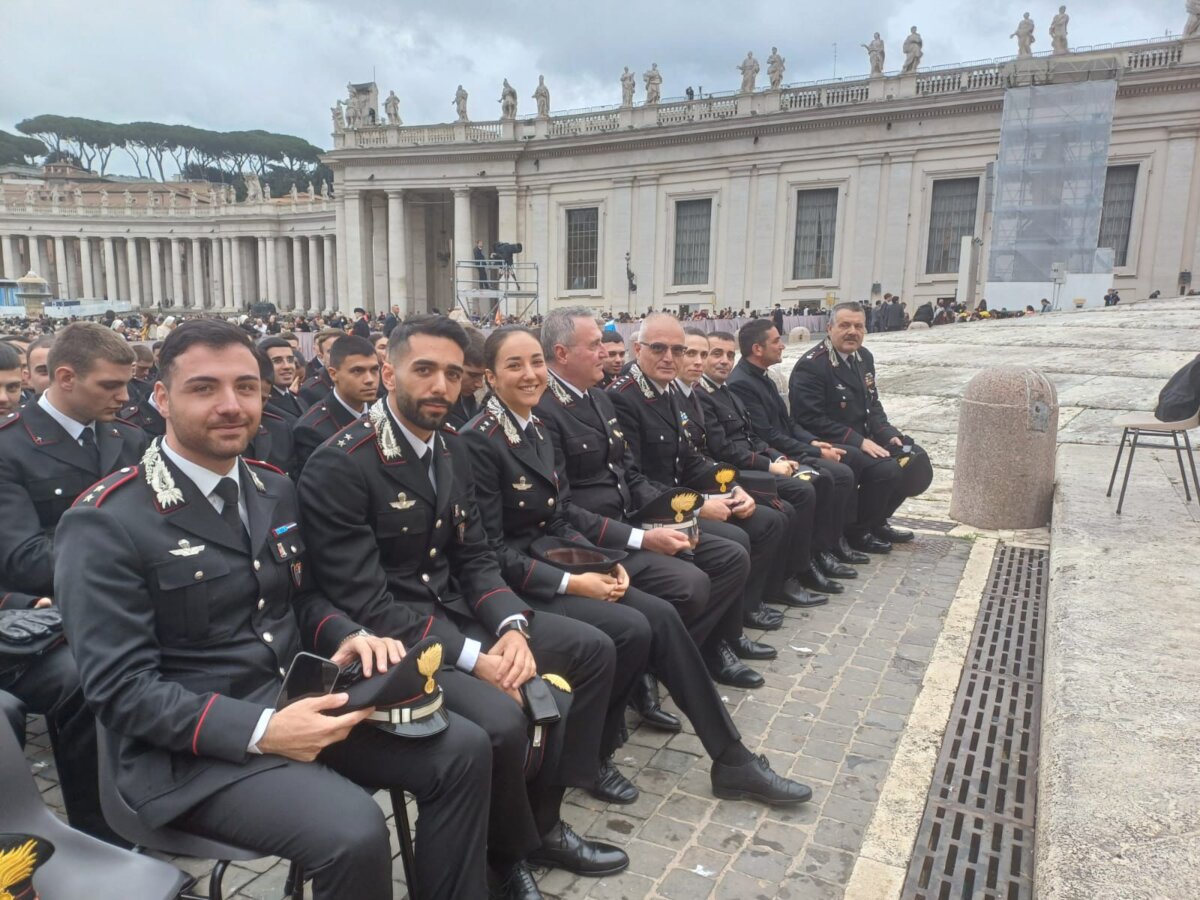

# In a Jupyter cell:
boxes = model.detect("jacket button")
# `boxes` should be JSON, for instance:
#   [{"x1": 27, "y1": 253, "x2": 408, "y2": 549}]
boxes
[
  {"x1": 421, "y1": 573, "x2": 430, "y2": 583},
  {"x1": 518, "y1": 501, "x2": 525, "y2": 508},
  {"x1": 253, "y1": 560, "x2": 261, "y2": 571},
  {"x1": 279, "y1": 667, "x2": 287, "y2": 677},
  {"x1": 429, "y1": 548, "x2": 437, "y2": 558},
  {"x1": 435, "y1": 519, "x2": 442, "y2": 528},
  {"x1": 54, "y1": 488, "x2": 63, "y2": 496},
  {"x1": 263, "y1": 632, "x2": 273, "y2": 643},
  {"x1": 258, "y1": 598, "x2": 266, "y2": 610},
  {"x1": 582, "y1": 443, "x2": 588, "y2": 449},
  {"x1": 194, "y1": 571, "x2": 203, "y2": 580},
  {"x1": 547, "y1": 498, "x2": 555, "y2": 507},
  {"x1": 538, "y1": 521, "x2": 546, "y2": 528}
]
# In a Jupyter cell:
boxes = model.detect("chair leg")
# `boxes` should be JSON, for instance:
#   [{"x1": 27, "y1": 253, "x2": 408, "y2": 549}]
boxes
[
  {"x1": 1184, "y1": 430, "x2": 1200, "y2": 505},
  {"x1": 1172, "y1": 432, "x2": 1192, "y2": 501},
  {"x1": 390, "y1": 789, "x2": 419, "y2": 900},
  {"x1": 284, "y1": 862, "x2": 305, "y2": 899},
  {"x1": 1107, "y1": 428, "x2": 1129, "y2": 497},
  {"x1": 209, "y1": 860, "x2": 229, "y2": 900},
  {"x1": 1116, "y1": 429, "x2": 1140, "y2": 515}
]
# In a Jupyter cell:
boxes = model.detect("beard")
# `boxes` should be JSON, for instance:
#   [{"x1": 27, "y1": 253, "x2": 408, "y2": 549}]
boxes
[{"x1": 395, "y1": 389, "x2": 449, "y2": 431}]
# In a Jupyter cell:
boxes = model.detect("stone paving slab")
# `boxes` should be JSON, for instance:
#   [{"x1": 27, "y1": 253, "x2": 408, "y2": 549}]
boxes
[{"x1": 23, "y1": 536, "x2": 971, "y2": 899}]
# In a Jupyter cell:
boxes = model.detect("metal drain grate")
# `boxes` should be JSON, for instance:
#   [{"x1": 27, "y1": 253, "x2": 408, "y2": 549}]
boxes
[
  {"x1": 902, "y1": 544, "x2": 1047, "y2": 900},
  {"x1": 891, "y1": 515, "x2": 958, "y2": 534}
]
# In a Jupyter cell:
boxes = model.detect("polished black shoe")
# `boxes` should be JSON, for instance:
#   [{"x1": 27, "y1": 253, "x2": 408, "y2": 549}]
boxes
[
  {"x1": 744, "y1": 605, "x2": 784, "y2": 630},
  {"x1": 816, "y1": 550, "x2": 858, "y2": 579},
  {"x1": 834, "y1": 536, "x2": 871, "y2": 565},
  {"x1": 705, "y1": 641, "x2": 766, "y2": 689},
  {"x1": 847, "y1": 531, "x2": 892, "y2": 554},
  {"x1": 590, "y1": 759, "x2": 639, "y2": 804},
  {"x1": 630, "y1": 673, "x2": 681, "y2": 732},
  {"x1": 527, "y1": 820, "x2": 629, "y2": 876},
  {"x1": 711, "y1": 754, "x2": 814, "y2": 806},
  {"x1": 498, "y1": 861, "x2": 544, "y2": 900},
  {"x1": 874, "y1": 522, "x2": 915, "y2": 543},
  {"x1": 734, "y1": 634, "x2": 778, "y2": 661},
  {"x1": 797, "y1": 566, "x2": 845, "y2": 595},
  {"x1": 775, "y1": 577, "x2": 830, "y2": 607}
]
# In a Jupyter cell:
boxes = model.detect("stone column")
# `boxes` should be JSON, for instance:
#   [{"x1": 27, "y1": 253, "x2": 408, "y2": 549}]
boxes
[
  {"x1": 53, "y1": 236, "x2": 69, "y2": 299},
  {"x1": 631, "y1": 177, "x2": 659, "y2": 311},
  {"x1": 266, "y1": 236, "x2": 279, "y2": 305},
  {"x1": 336, "y1": 194, "x2": 350, "y2": 308},
  {"x1": 747, "y1": 164, "x2": 780, "y2": 304},
  {"x1": 307, "y1": 236, "x2": 321, "y2": 312},
  {"x1": 291, "y1": 237, "x2": 306, "y2": 313},
  {"x1": 170, "y1": 238, "x2": 184, "y2": 307},
  {"x1": 387, "y1": 190, "x2": 408, "y2": 315},
  {"x1": 498, "y1": 187, "x2": 518, "y2": 246},
  {"x1": 0, "y1": 235, "x2": 15, "y2": 280},
  {"x1": 115, "y1": 239, "x2": 130, "y2": 300},
  {"x1": 453, "y1": 188, "x2": 472, "y2": 274},
  {"x1": 256, "y1": 236, "x2": 268, "y2": 301},
  {"x1": 29, "y1": 237, "x2": 44, "y2": 279},
  {"x1": 79, "y1": 237, "x2": 95, "y2": 298},
  {"x1": 211, "y1": 237, "x2": 225, "y2": 309},
  {"x1": 370, "y1": 196, "x2": 386, "y2": 312},
  {"x1": 220, "y1": 238, "x2": 232, "y2": 309},
  {"x1": 190, "y1": 238, "x2": 205, "y2": 308},
  {"x1": 609, "y1": 177, "x2": 634, "y2": 314},
  {"x1": 103, "y1": 237, "x2": 119, "y2": 300},
  {"x1": 126, "y1": 237, "x2": 142, "y2": 307},
  {"x1": 149, "y1": 238, "x2": 163, "y2": 308},
  {"x1": 323, "y1": 235, "x2": 336, "y2": 312},
  {"x1": 341, "y1": 192, "x2": 365, "y2": 311},
  {"x1": 231, "y1": 237, "x2": 244, "y2": 310}
]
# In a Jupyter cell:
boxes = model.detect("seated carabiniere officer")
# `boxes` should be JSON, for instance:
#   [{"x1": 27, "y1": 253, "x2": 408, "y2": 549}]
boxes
[
  {"x1": 297, "y1": 315, "x2": 628, "y2": 900},
  {"x1": 55, "y1": 320, "x2": 493, "y2": 900},
  {"x1": 462, "y1": 326, "x2": 813, "y2": 809}
]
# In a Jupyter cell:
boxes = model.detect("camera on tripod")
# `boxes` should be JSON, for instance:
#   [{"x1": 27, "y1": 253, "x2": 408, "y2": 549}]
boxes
[{"x1": 492, "y1": 242, "x2": 523, "y2": 266}]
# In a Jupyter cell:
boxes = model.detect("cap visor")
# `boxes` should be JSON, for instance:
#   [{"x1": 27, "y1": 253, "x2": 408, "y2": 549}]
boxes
[{"x1": 371, "y1": 706, "x2": 450, "y2": 739}]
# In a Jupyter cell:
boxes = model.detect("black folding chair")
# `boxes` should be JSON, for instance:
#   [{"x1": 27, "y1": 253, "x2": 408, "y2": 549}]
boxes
[
  {"x1": 1107, "y1": 411, "x2": 1200, "y2": 514},
  {"x1": 0, "y1": 716, "x2": 189, "y2": 899}
]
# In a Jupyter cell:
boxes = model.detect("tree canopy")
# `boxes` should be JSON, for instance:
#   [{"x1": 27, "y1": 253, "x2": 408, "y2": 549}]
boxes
[
  {"x1": 13, "y1": 115, "x2": 325, "y2": 182},
  {"x1": 0, "y1": 129, "x2": 48, "y2": 166}
]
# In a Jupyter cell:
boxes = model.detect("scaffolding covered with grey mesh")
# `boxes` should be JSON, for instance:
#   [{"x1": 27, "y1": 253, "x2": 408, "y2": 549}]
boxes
[{"x1": 987, "y1": 76, "x2": 1119, "y2": 284}]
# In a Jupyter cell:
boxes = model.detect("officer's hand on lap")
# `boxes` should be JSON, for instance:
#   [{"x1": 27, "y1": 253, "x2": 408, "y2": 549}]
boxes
[
  {"x1": 258, "y1": 693, "x2": 374, "y2": 762},
  {"x1": 860, "y1": 438, "x2": 891, "y2": 459},
  {"x1": 33, "y1": 597, "x2": 53, "y2": 609},
  {"x1": 331, "y1": 634, "x2": 405, "y2": 678},
  {"x1": 474, "y1": 653, "x2": 528, "y2": 705},
  {"x1": 610, "y1": 564, "x2": 630, "y2": 602},
  {"x1": 641, "y1": 528, "x2": 691, "y2": 555},
  {"x1": 569, "y1": 571, "x2": 622, "y2": 601},
  {"x1": 489, "y1": 629, "x2": 537, "y2": 692},
  {"x1": 888, "y1": 436, "x2": 904, "y2": 447},
  {"x1": 699, "y1": 497, "x2": 732, "y2": 521},
  {"x1": 768, "y1": 459, "x2": 794, "y2": 476},
  {"x1": 811, "y1": 440, "x2": 845, "y2": 461},
  {"x1": 729, "y1": 487, "x2": 756, "y2": 519}
]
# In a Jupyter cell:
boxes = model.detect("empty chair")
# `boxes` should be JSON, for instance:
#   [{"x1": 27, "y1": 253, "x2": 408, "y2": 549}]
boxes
[
  {"x1": 0, "y1": 716, "x2": 189, "y2": 900},
  {"x1": 1107, "y1": 410, "x2": 1200, "y2": 514}
]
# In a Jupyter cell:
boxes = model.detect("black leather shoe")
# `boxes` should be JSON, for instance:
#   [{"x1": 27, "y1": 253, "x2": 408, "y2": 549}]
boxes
[
  {"x1": 706, "y1": 641, "x2": 766, "y2": 688},
  {"x1": 847, "y1": 531, "x2": 892, "y2": 554},
  {"x1": 527, "y1": 820, "x2": 629, "y2": 877},
  {"x1": 816, "y1": 550, "x2": 858, "y2": 579},
  {"x1": 629, "y1": 673, "x2": 681, "y2": 732},
  {"x1": 590, "y1": 759, "x2": 639, "y2": 804},
  {"x1": 874, "y1": 523, "x2": 914, "y2": 543},
  {"x1": 744, "y1": 606, "x2": 784, "y2": 630},
  {"x1": 711, "y1": 754, "x2": 813, "y2": 806},
  {"x1": 734, "y1": 634, "x2": 778, "y2": 660},
  {"x1": 498, "y1": 862, "x2": 544, "y2": 900},
  {"x1": 776, "y1": 577, "x2": 830, "y2": 607},
  {"x1": 834, "y1": 536, "x2": 871, "y2": 565},
  {"x1": 797, "y1": 567, "x2": 845, "y2": 595}
]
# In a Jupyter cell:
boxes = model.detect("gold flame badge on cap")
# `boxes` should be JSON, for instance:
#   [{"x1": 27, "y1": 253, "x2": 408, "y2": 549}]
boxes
[{"x1": 417, "y1": 643, "x2": 443, "y2": 694}]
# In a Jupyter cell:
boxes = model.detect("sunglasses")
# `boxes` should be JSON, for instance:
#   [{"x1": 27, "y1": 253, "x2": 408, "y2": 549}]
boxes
[{"x1": 645, "y1": 342, "x2": 687, "y2": 357}]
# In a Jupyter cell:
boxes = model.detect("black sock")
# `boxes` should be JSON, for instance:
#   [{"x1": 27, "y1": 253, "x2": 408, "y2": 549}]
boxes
[{"x1": 717, "y1": 742, "x2": 754, "y2": 766}]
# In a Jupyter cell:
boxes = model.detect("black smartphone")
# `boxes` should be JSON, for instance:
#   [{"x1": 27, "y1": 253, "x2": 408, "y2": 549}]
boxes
[
  {"x1": 275, "y1": 651, "x2": 339, "y2": 709},
  {"x1": 520, "y1": 677, "x2": 561, "y2": 726}
]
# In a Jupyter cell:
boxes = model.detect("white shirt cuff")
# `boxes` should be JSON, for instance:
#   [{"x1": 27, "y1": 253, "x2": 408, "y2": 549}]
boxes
[
  {"x1": 247, "y1": 709, "x2": 274, "y2": 754},
  {"x1": 496, "y1": 613, "x2": 529, "y2": 635},
  {"x1": 556, "y1": 572, "x2": 571, "y2": 594},
  {"x1": 626, "y1": 528, "x2": 645, "y2": 550},
  {"x1": 456, "y1": 638, "x2": 482, "y2": 673}
]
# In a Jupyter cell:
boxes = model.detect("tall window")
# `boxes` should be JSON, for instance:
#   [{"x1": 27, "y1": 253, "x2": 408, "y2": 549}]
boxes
[
  {"x1": 925, "y1": 178, "x2": 979, "y2": 274},
  {"x1": 792, "y1": 188, "x2": 839, "y2": 280},
  {"x1": 1098, "y1": 165, "x2": 1138, "y2": 268},
  {"x1": 565, "y1": 207, "x2": 599, "y2": 290},
  {"x1": 672, "y1": 198, "x2": 712, "y2": 285}
]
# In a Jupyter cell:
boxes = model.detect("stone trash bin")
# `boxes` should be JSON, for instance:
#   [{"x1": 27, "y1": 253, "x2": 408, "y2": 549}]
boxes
[
  {"x1": 908, "y1": 321, "x2": 930, "y2": 330},
  {"x1": 788, "y1": 326, "x2": 810, "y2": 344},
  {"x1": 949, "y1": 366, "x2": 1058, "y2": 529}
]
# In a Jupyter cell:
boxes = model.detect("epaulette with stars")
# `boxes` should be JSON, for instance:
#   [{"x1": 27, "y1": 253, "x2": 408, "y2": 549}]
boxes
[
  {"x1": 802, "y1": 341, "x2": 830, "y2": 362},
  {"x1": 441, "y1": 422, "x2": 459, "y2": 435},
  {"x1": 0, "y1": 410, "x2": 20, "y2": 429},
  {"x1": 607, "y1": 373, "x2": 636, "y2": 392},
  {"x1": 72, "y1": 466, "x2": 139, "y2": 508},
  {"x1": 330, "y1": 419, "x2": 376, "y2": 453}
]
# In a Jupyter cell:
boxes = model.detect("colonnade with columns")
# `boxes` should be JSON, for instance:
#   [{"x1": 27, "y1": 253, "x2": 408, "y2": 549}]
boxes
[{"x1": 0, "y1": 229, "x2": 338, "y2": 313}]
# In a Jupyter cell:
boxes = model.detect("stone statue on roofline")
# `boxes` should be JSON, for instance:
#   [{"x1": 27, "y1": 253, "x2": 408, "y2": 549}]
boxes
[
  {"x1": 384, "y1": 90, "x2": 402, "y2": 125},
  {"x1": 454, "y1": 84, "x2": 469, "y2": 122},
  {"x1": 738, "y1": 51, "x2": 759, "y2": 93},
  {"x1": 643, "y1": 63, "x2": 662, "y2": 105},
  {"x1": 767, "y1": 47, "x2": 786, "y2": 89},
  {"x1": 331, "y1": 103, "x2": 345, "y2": 134},
  {"x1": 499, "y1": 79, "x2": 518, "y2": 119},
  {"x1": 902, "y1": 27, "x2": 923, "y2": 73},
  {"x1": 863, "y1": 33, "x2": 886, "y2": 76},
  {"x1": 533, "y1": 75, "x2": 550, "y2": 118},
  {"x1": 1188, "y1": 0, "x2": 1200, "y2": 39},
  {"x1": 1050, "y1": 6, "x2": 1069, "y2": 54},
  {"x1": 620, "y1": 67, "x2": 636, "y2": 106},
  {"x1": 50, "y1": 186, "x2": 61, "y2": 209},
  {"x1": 1012, "y1": 12, "x2": 1036, "y2": 58}
]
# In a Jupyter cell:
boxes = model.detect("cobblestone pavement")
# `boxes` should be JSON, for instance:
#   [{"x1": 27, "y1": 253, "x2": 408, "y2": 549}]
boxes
[{"x1": 25, "y1": 534, "x2": 971, "y2": 899}]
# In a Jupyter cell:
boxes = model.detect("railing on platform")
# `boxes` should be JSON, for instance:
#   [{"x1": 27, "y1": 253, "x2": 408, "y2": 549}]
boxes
[{"x1": 454, "y1": 258, "x2": 540, "y2": 322}]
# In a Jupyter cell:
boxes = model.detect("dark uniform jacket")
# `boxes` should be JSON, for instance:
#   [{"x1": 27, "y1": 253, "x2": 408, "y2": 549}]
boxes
[
  {"x1": 127, "y1": 378, "x2": 154, "y2": 406},
  {"x1": 1155, "y1": 353, "x2": 1200, "y2": 422},
  {"x1": 119, "y1": 400, "x2": 166, "y2": 437},
  {"x1": 297, "y1": 400, "x2": 530, "y2": 667},
  {"x1": 607, "y1": 364, "x2": 724, "y2": 493},
  {"x1": 0, "y1": 402, "x2": 147, "y2": 595},
  {"x1": 246, "y1": 409, "x2": 297, "y2": 477},
  {"x1": 445, "y1": 393, "x2": 481, "y2": 431},
  {"x1": 726, "y1": 357, "x2": 821, "y2": 461},
  {"x1": 534, "y1": 373, "x2": 665, "y2": 545},
  {"x1": 54, "y1": 447, "x2": 360, "y2": 827},
  {"x1": 462, "y1": 398, "x2": 615, "y2": 602},
  {"x1": 695, "y1": 375, "x2": 784, "y2": 472},
  {"x1": 789, "y1": 339, "x2": 902, "y2": 448},
  {"x1": 265, "y1": 387, "x2": 309, "y2": 423},
  {"x1": 297, "y1": 366, "x2": 333, "y2": 406},
  {"x1": 0, "y1": 586, "x2": 41, "y2": 610},
  {"x1": 292, "y1": 393, "x2": 363, "y2": 472}
]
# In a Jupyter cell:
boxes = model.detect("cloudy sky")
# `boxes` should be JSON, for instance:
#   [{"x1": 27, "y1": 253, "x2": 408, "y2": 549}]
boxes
[{"x1": 2, "y1": 0, "x2": 1186, "y2": 170}]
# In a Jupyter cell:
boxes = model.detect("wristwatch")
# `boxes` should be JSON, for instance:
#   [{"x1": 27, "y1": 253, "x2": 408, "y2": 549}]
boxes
[{"x1": 499, "y1": 619, "x2": 531, "y2": 642}]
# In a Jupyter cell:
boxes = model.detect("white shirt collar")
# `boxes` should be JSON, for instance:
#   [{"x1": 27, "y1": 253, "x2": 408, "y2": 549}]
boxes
[
  {"x1": 148, "y1": 392, "x2": 163, "y2": 415},
  {"x1": 510, "y1": 409, "x2": 531, "y2": 431},
  {"x1": 331, "y1": 389, "x2": 367, "y2": 418},
  {"x1": 37, "y1": 392, "x2": 91, "y2": 441},
  {"x1": 159, "y1": 437, "x2": 239, "y2": 502},
  {"x1": 673, "y1": 378, "x2": 693, "y2": 397}
]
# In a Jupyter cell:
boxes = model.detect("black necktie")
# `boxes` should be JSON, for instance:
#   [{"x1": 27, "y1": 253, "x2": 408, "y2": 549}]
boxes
[
  {"x1": 79, "y1": 427, "x2": 100, "y2": 471},
  {"x1": 419, "y1": 447, "x2": 435, "y2": 487},
  {"x1": 212, "y1": 477, "x2": 246, "y2": 543}
]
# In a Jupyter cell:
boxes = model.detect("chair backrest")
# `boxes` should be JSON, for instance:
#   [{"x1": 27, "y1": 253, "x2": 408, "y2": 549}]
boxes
[{"x1": 0, "y1": 714, "x2": 54, "y2": 830}]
